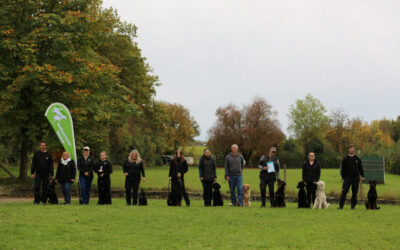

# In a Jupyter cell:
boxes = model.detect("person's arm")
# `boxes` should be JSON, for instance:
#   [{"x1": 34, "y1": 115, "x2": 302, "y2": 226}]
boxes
[
  {"x1": 302, "y1": 162, "x2": 306, "y2": 182},
  {"x1": 198, "y1": 158, "x2": 203, "y2": 178},
  {"x1": 275, "y1": 159, "x2": 280, "y2": 179},
  {"x1": 169, "y1": 161, "x2": 173, "y2": 177},
  {"x1": 31, "y1": 153, "x2": 36, "y2": 176},
  {"x1": 70, "y1": 160, "x2": 76, "y2": 181},
  {"x1": 224, "y1": 156, "x2": 229, "y2": 178},
  {"x1": 181, "y1": 160, "x2": 188, "y2": 174},
  {"x1": 123, "y1": 161, "x2": 128, "y2": 174},
  {"x1": 358, "y1": 157, "x2": 364, "y2": 178},
  {"x1": 340, "y1": 158, "x2": 345, "y2": 179},
  {"x1": 241, "y1": 155, "x2": 245, "y2": 170},
  {"x1": 316, "y1": 162, "x2": 321, "y2": 181},
  {"x1": 88, "y1": 159, "x2": 94, "y2": 173},
  {"x1": 107, "y1": 162, "x2": 113, "y2": 175},
  {"x1": 140, "y1": 161, "x2": 145, "y2": 178},
  {"x1": 93, "y1": 162, "x2": 99, "y2": 174},
  {"x1": 55, "y1": 162, "x2": 60, "y2": 181},
  {"x1": 257, "y1": 155, "x2": 265, "y2": 170},
  {"x1": 77, "y1": 157, "x2": 83, "y2": 174},
  {"x1": 48, "y1": 153, "x2": 54, "y2": 177},
  {"x1": 213, "y1": 158, "x2": 217, "y2": 179}
]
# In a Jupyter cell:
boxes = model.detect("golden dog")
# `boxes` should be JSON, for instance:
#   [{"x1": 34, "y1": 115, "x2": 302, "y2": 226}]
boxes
[{"x1": 243, "y1": 184, "x2": 251, "y2": 207}]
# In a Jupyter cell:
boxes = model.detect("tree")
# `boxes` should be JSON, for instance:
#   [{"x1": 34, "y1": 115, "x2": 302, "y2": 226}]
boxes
[
  {"x1": 326, "y1": 108, "x2": 350, "y2": 153},
  {"x1": 160, "y1": 102, "x2": 200, "y2": 150},
  {"x1": 208, "y1": 97, "x2": 283, "y2": 163},
  {"x1": 0, "y1": 0, "x2": 139, "y2": 178}
]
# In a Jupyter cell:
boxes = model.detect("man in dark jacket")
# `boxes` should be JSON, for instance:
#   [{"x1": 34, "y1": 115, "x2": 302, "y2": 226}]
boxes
[
  {"x1": 225, "y1": 144, "x2": 245, "y2": 206},
  {"x1": 302, "y1": 152, "x2": 321, "y2": 207},
  {"x1": 258, "y1": 147, "x2": 280, "y2": 207},
  {"x1": 77, "y1": 146, "x2": 94, "y2": 205},
  {"x1": 31, "y1": 141, "x2": 54, "y2": 205},
  {"x1": 338, "y1": 145, "x2": 365, "y2": 209}
]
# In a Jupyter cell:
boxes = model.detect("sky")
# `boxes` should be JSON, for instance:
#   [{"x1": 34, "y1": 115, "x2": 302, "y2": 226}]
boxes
[{"x1": 102, "y1": 0, "x2": 400, "y2": 141}]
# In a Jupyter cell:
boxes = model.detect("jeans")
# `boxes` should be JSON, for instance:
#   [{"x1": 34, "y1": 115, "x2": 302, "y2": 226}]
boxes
[
  {"x1": 60, "y1": 182, "x2": 72, "y2": 204},
  {"x1": 229, "y1": 175, "x2": 243, "y2": 206},
  {"x1": 339, "y1": 176, "x2": 360, "y2": 208},
  {"x1": 79, "y1": 176, "x2": 93, "y2": 204},
  {"x1": 33, "y1": 174, "x2": 49, "y2": 204}
]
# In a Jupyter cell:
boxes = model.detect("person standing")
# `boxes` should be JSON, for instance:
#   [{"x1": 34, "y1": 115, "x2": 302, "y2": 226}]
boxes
[
  {"x1": 169, "y1": 149, "x2": 190, "y2": 206},
  {"x1": 55, "y1": 152, "x2": 76, "y2": 205},
  {"x1": 31, "y1": 141, "x2": 54, "y2": 205},
  {"x1": 258, "y1": 147, "x2": 280, "y2": 207},
  {"x1": 123, "y1": 150, "x2": 146, "y2": 206},
  {"x1": 339, "y1": 145, "x2": 365, "y2": 209},
  {"x1": 77, "y1": 146, "x2": 94, "y2": 205},
  {"x1": 225, "y1": 144, "x2": 245, "y2": 206},
  {"x1": 198, "y1": 148, "x2": 217, "y2": 207},
  {"x1": 302, "y1": 152, "x2": 321, "y2": 208},
  {"x1": 94, "y1": 151, "x2": 113, "y2": 205}
]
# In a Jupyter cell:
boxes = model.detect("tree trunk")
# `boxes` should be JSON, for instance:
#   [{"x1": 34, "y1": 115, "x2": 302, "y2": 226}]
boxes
[{"x1": 19, "y1": 135, "x2": 30, "y2": 179}]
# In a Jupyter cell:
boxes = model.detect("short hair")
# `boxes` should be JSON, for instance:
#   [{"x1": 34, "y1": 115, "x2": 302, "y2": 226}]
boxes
[
  {"x1": 100, "y1": 151, "x2": 107, "y2": 155},
  {"x1": 40, "y1": 141, "x2": 47, "y2": 145},
  {"x1": 231, "y1": 144, "x2": 238, "y2": 148},
  {"x1": 348, "y1": 145, "x2": 355, "y2": 149}
]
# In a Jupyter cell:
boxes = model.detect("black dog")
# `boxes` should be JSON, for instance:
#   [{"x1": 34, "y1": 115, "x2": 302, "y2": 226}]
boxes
[
  {"x1": 274, "y1": 180, "x2": 286, "y2": 207},
  {"x1": 47, "y1": 179, "x2": 58, "y2": 205},
  {"x1": 139, "y1": 189, "x2": 147, "y2": 206},
  {"x1": 297, "y1": 181, "x2": 308, "y2": 208},
  {"x1": 365, "y1": 180, "x2": 380, "y2": 210},
  {"x1": 212, "y1": 182, "x2": 223, "y2": 206}
]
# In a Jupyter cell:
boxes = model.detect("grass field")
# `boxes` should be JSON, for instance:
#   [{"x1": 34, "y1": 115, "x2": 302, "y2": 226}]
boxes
[
  {"x1": 0, "y1": 199, "x2": 399, "y2": 249},
  {"x1": 2, "y1": 165, "x2": 400, "y2": 200}
]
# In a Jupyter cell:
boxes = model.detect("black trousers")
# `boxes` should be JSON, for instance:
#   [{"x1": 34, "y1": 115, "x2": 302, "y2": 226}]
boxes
[
  {"x1": 34, "y1": 174, "x2": 49, "y2": 204},
  {"x1": 305, "y1": 181, "x2": 317, "y2": 207},
  {"x1": 260, "y1": 178, "x2": 275, "y2": 206},
  {"x1": 98, "y1": 176, "x2": 111, "y2": 204},
  {"x1": 201, "y1": 180, "x2": 213, "y2": 206},
  {"x1": 125, "y1": 178, "x2": 140, "y2": 205},
  {"x1": 171, "y1": 178, "x2": 190, "y2": 206},
  {"x1": 339, "y1": 176, "x2": 360, "y2": 208},
  {"x1": 181, "y1": 180, "x2": 190, "y2": 206}
]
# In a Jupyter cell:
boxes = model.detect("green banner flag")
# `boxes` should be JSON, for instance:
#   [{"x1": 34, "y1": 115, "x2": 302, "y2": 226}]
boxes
[{"x1": 44, "y1": 103, "x2": 77, "y2": 162}]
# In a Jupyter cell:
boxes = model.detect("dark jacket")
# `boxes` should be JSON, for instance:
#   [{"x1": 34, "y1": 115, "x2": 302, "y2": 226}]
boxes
[
  {"x1": 302, "y1": 160, "x2": 321, "y2": 182},
  {"x1": 224, "y1": 153, "x2": 245, "y2": 177},
  {"x1": 31, "y1": 151, "x2": 54, "y2": 176},
  {"x1": 55, "y1": 159, "x2": 76, "y2": 183},
  {"x1": 199, "y1": 156, "x2": 217, "y2": 181},
  {"x1": 94, "y1": 160, "x2": 113, "y2": 178},
  {"x1": 169, "y1": 158, "x2": 188, "y2": 180},
  {"x1": 341, "y1": 155, "x2": 364, "y2": 178},
  {"x1": 77, "y1": 155, "x2": 94, "y2": 178},
  {"x1": 258, "y1": 155, "x2": 280, "y2": 181},
  {"x1": 123, "y1": 160, "x2": 145, "y2": 180}
]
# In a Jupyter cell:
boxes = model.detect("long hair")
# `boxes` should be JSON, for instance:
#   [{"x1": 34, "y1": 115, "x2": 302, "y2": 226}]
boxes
[
  {"x1": 128, "y1": 150, "x2": 142, "y2": 164},
  {"x1": 203, "y1": 148, "x2": 210, "y2": 166},
  {"x1": 173, "y1": 149, "x2": 185, "y2": 164}
]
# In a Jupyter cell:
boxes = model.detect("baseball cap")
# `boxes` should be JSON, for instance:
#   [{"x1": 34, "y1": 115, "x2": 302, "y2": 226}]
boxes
[{"x1": 83, "y1": 146, "x2": 90, "y2": 151}]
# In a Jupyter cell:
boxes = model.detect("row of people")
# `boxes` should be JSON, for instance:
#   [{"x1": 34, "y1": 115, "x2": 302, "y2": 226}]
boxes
[{"x1": 31, "y1": 141, "x2": 364, "y2": 209}]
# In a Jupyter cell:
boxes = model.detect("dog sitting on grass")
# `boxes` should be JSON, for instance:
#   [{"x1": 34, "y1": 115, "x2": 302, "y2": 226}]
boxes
[
  {"x1": 139, "y1": 189, "x2": 147, "y2": 206},
  {"x1": 47, "y1": 178, "x2": 58, "y2": 205},
  {"x1": 274, "y1": 180, "x2": 286, "y2": 207},
  {"x1": 297, "y1": 181, "x2": 308, "y2": 208},
  {"x1": 243, "y1": 184, "x2": 251, "y2": 207},
  {"x1": 212, "y1": 182, "x2": 223, "y2": 206},
  {"x1": 365, "y1": 180, "x2": 380, "y2": 210},
  {"x1": 313, "y1": 181, "x2": 329, "y2": 209}
]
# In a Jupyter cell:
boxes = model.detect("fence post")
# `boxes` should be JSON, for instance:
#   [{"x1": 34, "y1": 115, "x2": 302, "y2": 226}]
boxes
[{"x1": 284, "y1": 164, "x2": 287, "y2": 182}]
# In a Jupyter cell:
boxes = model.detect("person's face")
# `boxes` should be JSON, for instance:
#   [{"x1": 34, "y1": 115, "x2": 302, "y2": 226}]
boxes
[
  {"x1": 62, "y1": 152, "x2": 69, "y2": 160},
  {"x1": 100, "y1": 152, "x2": 107, "y2": 161},
  {"x1": 308, "y1": 153, "x2": 315, "y2": 161},
  {"x1": 131, "y1": 151, "x2": 137, "y2": 159},
  {"x1": 83, "y1": 150, "x2": 89, "y2": 157},
  {"x1": 204, "y1": 150, "x2": 210, "y2": 157},
  {"x1": 40, "y1": 143, "x2": 46, "y2": 152},
  {"x1": 269, "y1": 150, "x2": 276, "y2": 157},
  {"x1": 176, "y1": 151, "x2": 182, "y2": 158},
  {"x1": 349, "y1": 147, "x2": 355, "y2": 154},
  {"x1": 231, "y1": 145, "x2": 238, "y2": 154}
]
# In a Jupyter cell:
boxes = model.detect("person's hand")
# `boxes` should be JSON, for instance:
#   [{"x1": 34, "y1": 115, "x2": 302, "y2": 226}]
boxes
[
  {"x1": 169, "y1": 176, "x2": 172, "y2": 180},
  {"x1": 361, "y1": 177, "x2": 365, "y2": 181},
  {"x1": 31, "y1": 174, "x2": 35, "y2": 179},
  {"x1": 341, "y1": 179, "x2": 344, "y2": 183},
  {"x1": 71, "y1": 179, "x2": 74, "y2": 183},
  {"x1": 225, "y1": 176, "x2": 230, "y2": 181},
  {"x1": 263, "y1": 166, "x2": 268, "y2": 170},
  {"x1": 142, "y1": 177, "x2": 146, "y2": 183},
  {"x1": 100, "y1": 174, "x2": 104, "y2": 177},
  {"x1": 55, "y1": 179, "x2": 58, "y2": 183},
  {"x1": 304, "y1": 182, "x2": 307, "y2": 186},
  {"x1": 124, "y1": 172, "x2": 128, "y2": 176},
  {"x1": 84, "y1": 172, "x2": 89, "y2": 177},
  {"x1": 200, "y1": 177, "x2": 203, "y2": 181},
  {"x1": 214, "y1": 178, "x2": 217, "y2": 182},
  {"x1": 313, "y1": 181, "x2": 317, "y2": 184},
  {"x1": 177, "y1": 172, "x2": 181, "y2": 178},
  {"x1": 99, "y1": 169, "x2": 103, "y2": 173}
]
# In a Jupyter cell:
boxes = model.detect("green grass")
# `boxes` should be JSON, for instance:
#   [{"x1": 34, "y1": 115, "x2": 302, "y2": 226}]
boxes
[
  {"x1": 2, "y1": 165, "x2": 400, "y2": 200},
  {"x1": 0, "y1": 199, "x2": 399, "y2": 249}
]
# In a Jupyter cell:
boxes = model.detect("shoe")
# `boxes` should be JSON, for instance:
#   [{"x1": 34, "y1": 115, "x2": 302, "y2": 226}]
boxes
[
  {"x1": 260, "y1": 205, "x2": 265, "y2": 208},
  {"x1": 337, "y1": 207, "x2": 343, "y2": 210},
  {"x1": 351, "y1": 207, "x2": 355, "y2": 210}
]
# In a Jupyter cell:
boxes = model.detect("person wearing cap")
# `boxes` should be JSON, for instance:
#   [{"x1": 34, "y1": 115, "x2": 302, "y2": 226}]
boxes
[
  {"x1": 77, "y1": 146, "x2": 94, "y2": 205},
  {"x1": 257, "y1": 147, "x2": 280, "y2": 207},
  {"x1": 338, "y1": 145, "x2": 365, "y2": 209},
  {"x1": 225, "y1": 144, "x2": 245, "y2": 206}
]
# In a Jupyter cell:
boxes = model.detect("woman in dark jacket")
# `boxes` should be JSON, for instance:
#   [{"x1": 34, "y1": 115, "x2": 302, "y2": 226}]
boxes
[
  {"x1": 198, "y1": 148, "x2": 217, "y2": 206},
  {"x1": 94, "y1": 151, "x2": 113, "y2": 205},
  {"x1": 302, "y1": 152, "x2": 321, "y2": 207},
  {"x1": 55, "y1": 151, "x2": 76, "y2": 205},
  {"x1": 168, "y1": 149, "x2": 189, "y2": 206},
  {"x1": 123, "y1": 150, "x2": 146, "y2": 205}
]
